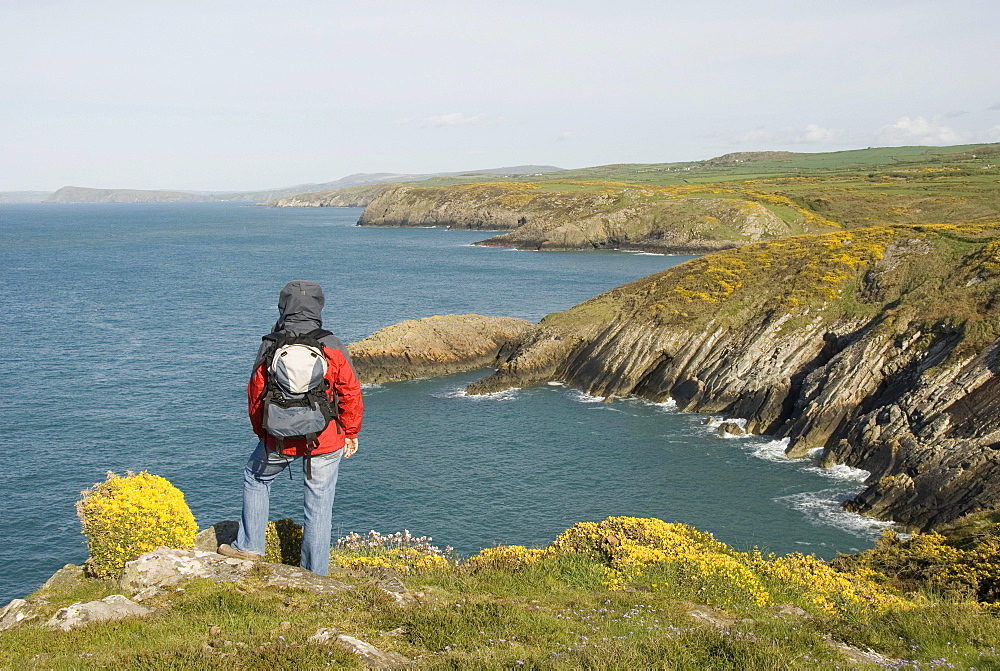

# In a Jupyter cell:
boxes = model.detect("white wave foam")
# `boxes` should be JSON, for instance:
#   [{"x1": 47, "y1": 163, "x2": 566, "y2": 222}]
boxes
[
  {"x1": 546, "y1": 381, "x2": 565, "y2": 387},
  {"x1": 748, "y1": 438, "x2": 791, "y2": 463},
  {"x1": 624, "y1": 396, "x2": 678, "y2": 412},
  {"x1": 800, "y1": 447, "x2": 872, "y2": 482},
  {"x1": 805, "y1": 463, "x2": 872, "y2": 483},
  {"x1": 620, "y1": 250, "x2": 667, "y2": 256},
  {"x1": 704, "y1": 416, "x2": 751, "y2": 439},
  {"x1": 360, "y1": 383, "x2": 384, "y2": 390},
  {"x1": 776, "y1": 490, "x2": 894, "y2": 539},
  {"x1": 446, "y1": 386, "x2": 520, "y2": 402},
  {"x1": 567, "y1": 389, "x2": 605, "y2": 404}
]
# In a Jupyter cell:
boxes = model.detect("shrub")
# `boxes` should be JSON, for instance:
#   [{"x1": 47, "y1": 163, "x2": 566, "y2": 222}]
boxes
[
  {"x1": 76, "y1": 471, "x2": 198, "y2": 578},
  {"x1": 265, "y1": 518, "x2": 303, "y2": 566}
]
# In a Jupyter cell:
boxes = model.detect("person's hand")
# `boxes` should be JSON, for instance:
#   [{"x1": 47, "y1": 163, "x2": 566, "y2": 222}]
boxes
[{"x1": 343, "y1": 437, "x2": 359, "y2": 458}]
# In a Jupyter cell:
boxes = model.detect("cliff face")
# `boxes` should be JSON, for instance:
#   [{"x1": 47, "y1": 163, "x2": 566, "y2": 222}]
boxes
[
  {"x1": 467, "y1": 224, "x2": 1000, "y2": 530},
  {"x1": 358, "y1": 183, "x2": 839, "y2": 252},
  {"x1": 348, "y1": 314, "x2": 532, "y2": 384}
]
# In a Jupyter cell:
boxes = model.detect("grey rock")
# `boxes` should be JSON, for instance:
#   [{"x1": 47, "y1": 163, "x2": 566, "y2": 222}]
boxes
[
  {"x1": 716, "y1": 421, "x2": 746, "y2": 437},
  {"x1": 824, "y1": 635, "x2": 901, "y2": 666},
  {"x1": 0, "y1": 598, "x2": 37, "y2": 631},
  {"x1": 685, "y1": 604, "x2": 738, "y2": 630},
  {"x1": 770, "y1": 603, "x2": 810, "y2": 619},
  {"x1": 309, "y1": 628, "x2": 411, "y2": 668},
  {"x1": 193, "y1": 521, "x2": 239, "y2": 552},
  {"x1": 46, "y1": 595, "x2": 153, "y2": 631},
  {"x1": 377, "y1": 576, "x2": 417, "y2": 607},
  {"x1": 120, "y1": 547, "x2": 352, "y2": 596},
  {"x1": 34, "y1": 564, "x2": 86, "y2": 598}
]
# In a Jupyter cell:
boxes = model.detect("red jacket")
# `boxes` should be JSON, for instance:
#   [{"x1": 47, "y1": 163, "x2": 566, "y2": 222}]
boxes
[{"x1": 248, "y1": 344, "x2": 363, "y2": 456}]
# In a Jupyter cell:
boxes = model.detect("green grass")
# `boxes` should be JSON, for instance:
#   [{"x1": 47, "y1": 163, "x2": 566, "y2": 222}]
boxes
[{"x1": 7, "y1": 549, "x2": 1000, "y2": 669}]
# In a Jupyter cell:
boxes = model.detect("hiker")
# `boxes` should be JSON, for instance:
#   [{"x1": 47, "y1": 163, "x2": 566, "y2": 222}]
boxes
[{"x1": 219, "y1": 280, "x2": 363, "y2": 576}]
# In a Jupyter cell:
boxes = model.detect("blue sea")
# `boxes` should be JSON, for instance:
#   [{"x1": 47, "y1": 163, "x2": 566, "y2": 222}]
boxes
[{"x1": 0, "y1": 203, "x2": 890, "y2": 603}]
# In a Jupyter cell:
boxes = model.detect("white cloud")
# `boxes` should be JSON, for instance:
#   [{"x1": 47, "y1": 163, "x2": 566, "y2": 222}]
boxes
[
  {"x1": 987, "y1": 125, "x2": 1000, "y2": 142},
  {"x1": 735, "y1": 124, "x2": 845, "y2": 145},
  {"x1": 989, "y1": 103, "x2": 1000, "y2": 111},
  {"x1": 875, "y1": 116, "x2": 964, "y2": 145},
  {"x1": 556, "y1": 131, "x2": 574, "y2": 142}
]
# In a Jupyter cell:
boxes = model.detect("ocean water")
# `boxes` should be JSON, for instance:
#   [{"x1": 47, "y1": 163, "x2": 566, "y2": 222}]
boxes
[{"x1": 0, "y1": 203, "x2": 890, "y2": 603}]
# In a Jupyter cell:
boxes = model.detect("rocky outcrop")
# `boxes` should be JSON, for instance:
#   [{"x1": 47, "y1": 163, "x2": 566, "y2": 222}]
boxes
[
  {"x1": 357, "y1": 182, "x2": 839, "y2": 252},
  {"x1": 120, "y1": 547, "x2": 352, "y2": 598},
  {"x1": 46, "y1": 595, "x2": 153, "y2": 631},
  {"x1": 348, "y1": 314, "x2": 533, "y2": 384},
  {"x1": 467, "y1": 224, "x2": 1000, "y2": 530},
  {"x1": 0, "y1": 599, "x2": 37, "y2": 631}
]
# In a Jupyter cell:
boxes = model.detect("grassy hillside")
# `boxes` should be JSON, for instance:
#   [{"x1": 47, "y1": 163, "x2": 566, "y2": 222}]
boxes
[
  {"x1": 350, "y1": 144, "x2": 1000, "y2": 252},
  {"x1": 6, "y1": 515, "x2": 1000, "y2": 668}
]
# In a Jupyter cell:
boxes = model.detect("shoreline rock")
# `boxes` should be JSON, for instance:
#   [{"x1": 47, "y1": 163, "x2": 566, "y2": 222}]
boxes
[{"x1": 348, "y1": 314, "x2": 532, "y2": 384}]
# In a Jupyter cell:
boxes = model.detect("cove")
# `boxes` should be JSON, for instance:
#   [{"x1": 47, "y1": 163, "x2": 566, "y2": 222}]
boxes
[{"x1": 0, "y1": 203, "x2": 888, "y2": 603}]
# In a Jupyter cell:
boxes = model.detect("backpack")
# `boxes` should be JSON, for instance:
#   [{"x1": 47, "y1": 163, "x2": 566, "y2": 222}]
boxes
[{"x1": 259, "y1": 329, "x2": 341, "y2": 461}]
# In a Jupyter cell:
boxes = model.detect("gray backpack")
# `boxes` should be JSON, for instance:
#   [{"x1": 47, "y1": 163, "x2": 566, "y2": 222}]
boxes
[{"x1": 260, "y1": 329, "x2": 340, "y2": 459}]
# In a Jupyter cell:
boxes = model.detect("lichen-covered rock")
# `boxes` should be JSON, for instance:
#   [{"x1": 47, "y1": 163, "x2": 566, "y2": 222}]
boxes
[
  {"x1": 309, "y1": 628, "x2": 411, "y2": 668},
  {"x1": 45, "y1": 594, "x2": 153, "y2": 631},
  {"x1": 0, "y1": 598, "x2": 37, "y2": 631},
  {"x1": 119, "y1": 547, "x2": 352, "y2": 597},
  {"x1": 34, "y1": 564, "x2": 86, "y2": 598},
  {"x1": 349, "y1": 314, "x2": 532, "y2": 384},
  {"x1": 467, "y1": 224, "x2": 1000, "y2": 529}
]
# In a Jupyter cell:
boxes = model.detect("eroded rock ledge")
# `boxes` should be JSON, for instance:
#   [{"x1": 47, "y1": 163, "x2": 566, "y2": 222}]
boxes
[
  {"x1": 466, "y1": 224, "x2": 1000, "y2": 531},
  {"x1": 348, "y1": 314, "x2": 532, "y2": 384}
]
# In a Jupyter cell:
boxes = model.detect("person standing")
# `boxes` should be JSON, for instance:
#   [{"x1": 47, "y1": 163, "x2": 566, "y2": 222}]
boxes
[{"x1": 219, "y1": 280, "x2": 363, "y2": 576}]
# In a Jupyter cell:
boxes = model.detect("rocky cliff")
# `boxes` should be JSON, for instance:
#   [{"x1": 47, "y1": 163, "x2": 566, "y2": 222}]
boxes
[
  {"x1": 357, "y1": 182, "x2": 840, "y2": 252},
  {"x1": 467, "y1": 224, "x2": 1000, "y2": 530},
  {"x1": 348, "y1": 314, "x2": 532, "y2": 384}
]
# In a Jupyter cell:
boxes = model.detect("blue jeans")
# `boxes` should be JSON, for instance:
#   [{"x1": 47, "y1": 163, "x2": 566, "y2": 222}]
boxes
[{"x1": 234, "y1": 441, "x2": 343, "y2": 576}]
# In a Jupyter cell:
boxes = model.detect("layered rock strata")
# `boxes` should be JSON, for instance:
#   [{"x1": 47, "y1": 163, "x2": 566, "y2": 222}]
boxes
[
  {"x1": 357, "y1": 183, "x2": 837, "y2": 252},
  {"x1": 348, "y1": 314, "x2": 533, "y2": 384},
  {"x1": 467, "y1": 224, "x2": 1000, "y2": 530}
]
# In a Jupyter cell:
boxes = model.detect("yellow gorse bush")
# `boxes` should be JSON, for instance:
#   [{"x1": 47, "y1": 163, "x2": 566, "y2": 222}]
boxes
[
  {"x1": 762, "y1": 552, "x2": 912, "y2": 616},
  {"x1": 464, "y1": 516, "x2": 911, "y2": 617},
  {"x1": 550, "y1": 517, "x2": 770, "y2": 607},
  {"x1": 463, "y1": 545, "x2": 552, "y2": 572},
  {"x1": 76, "y1": 471, "x2": 198, "y2": 578}
]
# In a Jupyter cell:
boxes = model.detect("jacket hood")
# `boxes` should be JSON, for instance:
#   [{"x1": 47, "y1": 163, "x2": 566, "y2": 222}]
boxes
[{"x1": 273, "y1": 280, "x2": 325, "y2": 333}]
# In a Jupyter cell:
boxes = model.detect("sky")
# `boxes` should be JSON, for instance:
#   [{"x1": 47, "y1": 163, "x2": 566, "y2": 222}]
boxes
[{"x1": 1, "y1": 0, "x2": 998, "y2": 191}]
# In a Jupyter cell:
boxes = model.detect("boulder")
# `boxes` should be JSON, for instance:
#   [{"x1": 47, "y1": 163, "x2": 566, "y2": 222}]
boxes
[
  {"x1": 34, "y1": 564, "x2": 86, "y2": 599},
  {"x1": 46, "y1": 595, "x2": 153, "y2": 631},
  {"x1": 716, "y1": 421, "x2": 746, "y2": 437},
  {"x1": 193, "y1": 521, "x2": 239, "y2": 552},
  {"x1": 309, "y1": 628, "x2": 411, "y2": 668},
  {"x1": 0, "y1": 598, "x2": 37, "y2": 631}
]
